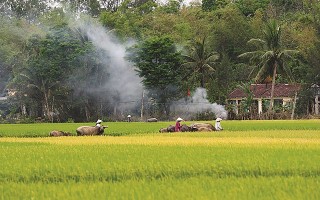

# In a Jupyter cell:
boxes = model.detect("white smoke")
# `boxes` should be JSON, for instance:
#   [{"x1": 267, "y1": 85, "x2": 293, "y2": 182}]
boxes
[
  {"x1": 73, "y1": 18, "x2": 226, "y2": 120},
  {"x1": 75, "y1": 18, "x2": 143, "y2": 112},
  {"x1": 172, "y1": 88, "x2": 228, "y2": 119}
]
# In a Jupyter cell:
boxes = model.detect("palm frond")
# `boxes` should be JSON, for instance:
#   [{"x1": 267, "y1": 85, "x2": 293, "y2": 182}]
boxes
[
  {"x1": 261, "y1": 51, "x2": 274, "y2": 60},
  {"x1": 190, "y1": 48, "x2": 201, "y2": 61},
  {"x1": 19, "y1": 73, "x2": 32, "y2": 81},
  {"x1": 278, "y1": 60, "x2": 295, "y2": 83},
  {"x1": 206, "y1": 52, "x2": 219, "y2": 63},
  {"x1": 279, "y1": 50, "x2": 299, "y2": 59},
  {"x1": 254, "y1": 62, "x2": 269, "y2": 82},
  {"x1": 182, "y1": 62, "x2": 197, "y2": 69},
  {"x1": 48, "y1": 81, "x2": 60, "y2": 90},
  {"x1": 238, "y1": 51, "x2": 263, "y2": 58},
  {"x1": 182, "y1": 55, "x2": 196, "y2": 62},
  {"x1": 27, "y1": 83, "x2": 41, "y2": 91},
  {"x1": 264, "y1": 20, "x2": 281, "y2": 50},
  {"x1": 202, "y1": 64, "x2": 215, "y2": 72},
  {"x1": 247, "y1": 38, "x2": 266, "y2": 48},
  {"x1": 248, "y1": 65, "x2": 258, "y2": 79}
]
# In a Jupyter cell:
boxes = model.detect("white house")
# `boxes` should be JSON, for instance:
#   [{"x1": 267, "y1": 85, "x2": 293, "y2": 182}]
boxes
[{"x1": 227, "y1": 84, "x2": 301, "y2": 114}]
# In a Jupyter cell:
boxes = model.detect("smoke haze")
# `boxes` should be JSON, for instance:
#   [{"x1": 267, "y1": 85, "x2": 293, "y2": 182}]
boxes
[
  {"x1": 73, "y1": 17, "x2": 227, "y2": 119},
  {"x1": 76, "y1": 18, "x2": 143, "y2": 112},
  {"x1": 172, "y1": 88, "x2": 228, "y2": 120}
]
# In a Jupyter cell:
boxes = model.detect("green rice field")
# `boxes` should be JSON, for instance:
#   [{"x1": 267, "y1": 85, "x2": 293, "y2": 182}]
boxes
[{"x1": 0, "y1": 120, "x2": 320, "y2": 199}]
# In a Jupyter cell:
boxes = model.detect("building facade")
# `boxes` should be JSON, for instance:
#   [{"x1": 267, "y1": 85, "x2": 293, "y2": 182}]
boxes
[{"x1": 227, "y1": 84, "x2": 300, "y2": 115}]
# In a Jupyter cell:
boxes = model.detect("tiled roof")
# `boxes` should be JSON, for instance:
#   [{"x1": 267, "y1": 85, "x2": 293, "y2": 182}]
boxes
[{"x1": 228, "y1": 84, "x2": 300, "y2": 99}]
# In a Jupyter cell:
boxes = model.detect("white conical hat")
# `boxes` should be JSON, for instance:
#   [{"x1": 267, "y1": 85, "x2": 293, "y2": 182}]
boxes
[
  {"x1": 216, "y1": 117, "x2": 222, "y2": 122},
  {"x1": 96, "y1": 119, "x2": 102, "y2": 124},
  {"x1": 176, "y1": 117, "x2": 183, "y2": 121}
]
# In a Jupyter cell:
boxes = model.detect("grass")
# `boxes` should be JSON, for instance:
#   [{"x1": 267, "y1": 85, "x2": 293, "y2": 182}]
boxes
[
  {"x1": 0, "y1": 119, "x2": 320, "y2": 137},
  {"x1": 0, "y1": 120, "x2": 320, "y2": 199},
  {"x1": 2, "y1": 177, "x2": 319, "y2": 199}
]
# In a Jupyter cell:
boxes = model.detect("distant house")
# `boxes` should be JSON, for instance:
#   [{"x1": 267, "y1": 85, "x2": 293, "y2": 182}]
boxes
[
  {"x1": 0, "y1": 89, "x2": 8, "y2": 101},
  {"x1": 0, "y1": 89, "x2": 18, "y2": 101},
  {"x1": 227, "y1": 84, "x2": 300, "y2": 114}
]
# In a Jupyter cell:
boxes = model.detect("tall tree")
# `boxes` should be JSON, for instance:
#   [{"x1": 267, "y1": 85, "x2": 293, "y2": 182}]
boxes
[
  {"x1": 10, "y1": 24, "x2": 89, "y2": 121},
  {"x1": 0, "y1": 0, "x2": 49, "y2": 20},
  {"x1": 234, "y1": 0, "x2": 269, "y2": 16},
  {"x1": 202, "y1": 0, "x2": 228, "y2": 12},
  {"x1": 129, "y1": 36, "x2": 182, "y2": 118},
  {"x1": 182, "y1": 37, "x2": 219, "y2": 88},
  {"x1": 238, "y1": 20, "x2": 299, "y2": 111},
  {"x1": 0, "y1": 16, "x2": 27, "y2": 93}
]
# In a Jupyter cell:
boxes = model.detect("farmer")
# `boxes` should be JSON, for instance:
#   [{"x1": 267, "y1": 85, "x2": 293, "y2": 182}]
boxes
[
  {"x1": 175, "y1": 117, "x2": 183, "y2": 132},
  {"x1": 127, "y1": 115, "x2": 132, "y2": 122},
  {"x1": 95, "y1": 119, "x2": 102, "y2": 128},
  {"x1": 215, "y1": 117, "x2": 223, "y2": 131}
]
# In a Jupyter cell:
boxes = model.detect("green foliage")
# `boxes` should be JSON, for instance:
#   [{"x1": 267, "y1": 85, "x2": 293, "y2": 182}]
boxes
[
  {"x1": 207, "y1": 53, "x2": 235, "y2": 104},
  {"x1": 0, "y1": 0, "x2": 49, "y2": 19},
  {"x1": 239, "y1": 20, "x2": 299, "y2": 110},
  {"x1": 1, "y1": 0, "x2": 320, "y2": 120},
  {"x1": 182, "y1": 37, "x2": 219, "y2": 88},
  {"x1": 99, "y1": 0, "x2": 158, "y2": 40},
  {"x1": 211, "y1": 5, "x2": 253, "y2": 59},
  {"x1": 132, "y1": 36, "x2": 182, "y2": 89},
  {"x1": 237, "y1": 81, "x2": 255, "y2": 112},
  {"x1": 202, "y1": 0, "x2": 228, "y2": 12},
  {"x1": 129, "y1": 36, "x2": 182, "y2": 116},
  {"x1": 270, "y1": 0, "x2": 304, "y2": 12},
  {"x1": 235, "y1": 0, "x2": 269, "y2": 16},
  {"x1": 7, "y1": 22, "x2": 101, "y2": 122},
  {"x1": 160, "y1": 0, "x2": 182, "y2": 13},
  {"x1": 0, "y1": 16, "x2": 32, "y2": 92}
]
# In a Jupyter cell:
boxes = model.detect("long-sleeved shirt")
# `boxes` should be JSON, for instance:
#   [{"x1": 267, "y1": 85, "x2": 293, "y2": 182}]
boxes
[
  {"x1": 215, "y1": 121, "x2": 223, "y2": 131},
  {"x1": 175, "y1": 121, "x2": 181, "y2": 132}
]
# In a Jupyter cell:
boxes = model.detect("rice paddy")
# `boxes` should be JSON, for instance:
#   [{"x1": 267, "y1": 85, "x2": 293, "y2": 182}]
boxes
[{"x1": 0, "y1": 120, "x2": 319, "y2": 199}]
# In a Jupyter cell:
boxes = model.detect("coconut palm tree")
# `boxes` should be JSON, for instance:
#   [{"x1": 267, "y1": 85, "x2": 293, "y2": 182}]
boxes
[
  {"x1": 182, "y1": 37, "x2": 219, "y2": 88},
  {"x1": 238, "y1": 20, "x2": 298, "y2": 111}
]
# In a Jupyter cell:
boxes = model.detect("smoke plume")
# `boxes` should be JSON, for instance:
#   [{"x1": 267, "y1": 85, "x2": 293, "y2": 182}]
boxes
[
  {"x1": 74, "y1": 18, "x2": 227, "y2": 120},
  {"x1": 76, "y1": 18, "x2": 143, "y2": 112},
  {"x1": 172, "y1": 88, "x2": 228, "y2": 119}
]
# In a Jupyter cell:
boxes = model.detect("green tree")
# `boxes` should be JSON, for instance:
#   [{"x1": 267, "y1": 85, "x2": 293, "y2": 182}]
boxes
[
  {"x1": 202, "y1": 0, "x2": 228, "y2": 12},
  {"x1": 129, "y1": 36, "x2": 182, "y2": 117},
  {"x1": 235, "y1": 0, "x2": 269, "y2": 16},
  {"x1": 0, "y1": 0, "x2": 49, "y2": 20},
  {"x1": 207, "y1": 53, "x2": 234, "y2": 104},
  {"x1": 238, "y1": 20, "x2": 299, "y2": 111},
  {"x1": 160, "y1": 0, "x2": 182, "y2": 14},
  {"x1": 99, "y1": 0, "x2": 157, "y2": 41},
  {"x1": 182, "y1": 37, "x2": 219, "y2": 88},
  {"x1": 10, "y1": 24, "x2": 89, "y2": 121},
  {"x1": 0, "y1": 16, "x2": 26, "y2": 93},
  {"x1": 211, "y1": 5, "x2": 253, "y2": 60}
]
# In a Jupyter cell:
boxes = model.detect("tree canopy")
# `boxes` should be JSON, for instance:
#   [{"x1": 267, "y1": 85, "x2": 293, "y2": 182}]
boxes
[{"x1": 0, "y1": 0, "x2": 319, "y2": 121}]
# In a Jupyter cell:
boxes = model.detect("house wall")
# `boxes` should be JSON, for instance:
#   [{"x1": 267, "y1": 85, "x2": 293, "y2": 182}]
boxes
[{"x1": 228, "y1": 97, "x2": 294, "y2": 115}]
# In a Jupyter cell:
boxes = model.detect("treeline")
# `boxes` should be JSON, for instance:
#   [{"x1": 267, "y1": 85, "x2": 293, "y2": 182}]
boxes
[{"x1": 0, "y1": 0, "x2": 320, "y2": 122}]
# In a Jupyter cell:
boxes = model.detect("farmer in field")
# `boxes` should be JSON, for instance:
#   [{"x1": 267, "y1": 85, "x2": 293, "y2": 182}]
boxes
[
  {"x1": 215, "y1": 117, "x2": 223, "y2": 131},
  {"x1": 175, "y1": 117, "x2": 183, "y2": 132},
  {"x1": 96, "y1": 119, "x2": 103, "y2": 128}
]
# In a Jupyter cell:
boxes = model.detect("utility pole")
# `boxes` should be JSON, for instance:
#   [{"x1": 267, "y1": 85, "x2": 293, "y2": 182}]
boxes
[
  {"x1": 141, "y1": 90, "x2": 144, "y2": 121},
  {"x1": 52, "y1": 96, "x2": 54, "y2": 123}
]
